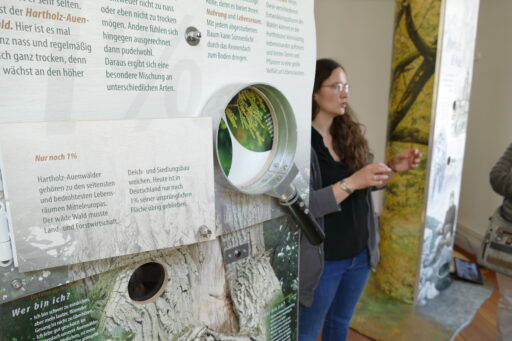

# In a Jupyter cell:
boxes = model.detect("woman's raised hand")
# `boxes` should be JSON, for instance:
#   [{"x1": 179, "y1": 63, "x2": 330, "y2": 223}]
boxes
[
  {"x1": 388, "y1": 148, "x2": 422, "y2": 173},
  {"x1": 346, "y1": 162, "x2": 392, "y2": 190}
]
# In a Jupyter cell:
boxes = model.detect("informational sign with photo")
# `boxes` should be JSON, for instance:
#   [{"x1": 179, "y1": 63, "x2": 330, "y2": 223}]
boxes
[
  {"x1": 0, "y1": 118, "x2": 215, "y2": 272},
  {"x1": 0, "y1": 216, "x2": 299, "y2": 341}
]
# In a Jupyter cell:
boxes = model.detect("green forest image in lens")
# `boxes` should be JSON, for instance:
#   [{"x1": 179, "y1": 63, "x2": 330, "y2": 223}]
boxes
[
  {"x1": 225, "y1": 88, "x2": 274, "y2": 152},
  {"x1": 217, "y1": 118, "x2": 233, "y2": 176}
]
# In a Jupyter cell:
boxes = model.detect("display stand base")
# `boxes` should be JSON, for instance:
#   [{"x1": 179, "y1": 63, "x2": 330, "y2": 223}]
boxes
[{"x1": 351, "y1": 274, "x2": 493, "y2": 341}]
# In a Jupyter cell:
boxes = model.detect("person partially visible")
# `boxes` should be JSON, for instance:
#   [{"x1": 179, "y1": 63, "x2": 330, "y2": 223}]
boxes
[
  {"x1": 299, "y1": 58, "x2": 422, "y2": 341},
  {"x1": 490, "y1": 143, "x2": 512, "y2": 341}
]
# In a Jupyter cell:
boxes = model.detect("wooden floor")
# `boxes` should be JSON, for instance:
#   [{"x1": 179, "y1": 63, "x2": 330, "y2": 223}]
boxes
[
  {"x1": 453, "y1": 250, "x2": 498, "y2": 341},
  {"x1": 346, "y1": 248, "x2": 499, "y2": 341}
]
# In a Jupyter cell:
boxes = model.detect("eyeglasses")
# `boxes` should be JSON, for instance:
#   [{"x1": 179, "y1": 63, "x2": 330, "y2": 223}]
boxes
[{"x1": 322, "y1": 83, "x2": 349, "y2": 94}]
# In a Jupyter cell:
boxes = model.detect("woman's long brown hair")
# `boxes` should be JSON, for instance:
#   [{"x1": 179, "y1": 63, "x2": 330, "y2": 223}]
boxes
[{"x1": 312, "y1": 59, "x2": 371, "y2": 171}]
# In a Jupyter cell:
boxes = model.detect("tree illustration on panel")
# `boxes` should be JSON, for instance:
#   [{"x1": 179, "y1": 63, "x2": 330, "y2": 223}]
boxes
[{"x1": 376, "y1": 0, "x2": 440, "y2": 303}]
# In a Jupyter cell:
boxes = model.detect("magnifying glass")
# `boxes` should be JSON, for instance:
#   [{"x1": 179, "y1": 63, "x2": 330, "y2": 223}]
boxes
[{"x1": 205, "y1": 84, "x2": 324, "y2": 245}]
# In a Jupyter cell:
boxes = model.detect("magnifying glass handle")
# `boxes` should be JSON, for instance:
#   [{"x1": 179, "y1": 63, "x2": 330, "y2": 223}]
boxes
[{"x1": 279, "y1": 191, "x2": 325, "y2": 246}]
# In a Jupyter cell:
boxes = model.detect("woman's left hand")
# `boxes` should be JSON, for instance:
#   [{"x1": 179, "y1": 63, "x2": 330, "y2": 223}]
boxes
[{"x1": 388, "y1": 148, "x2": 422, "y2": 173}]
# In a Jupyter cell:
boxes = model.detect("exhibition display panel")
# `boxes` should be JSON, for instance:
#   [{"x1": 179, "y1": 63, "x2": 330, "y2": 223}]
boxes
[{"x1": 0, "y1": 0, "x2": 315, "y2": 339}]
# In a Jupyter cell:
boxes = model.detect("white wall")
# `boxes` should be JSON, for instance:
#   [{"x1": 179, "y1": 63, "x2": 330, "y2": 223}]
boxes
[
  {"x1": 315, "y1": 0, "x2": 512, "y2": 255},
  {"x1": 457, "y1": 0, "x2": 512, "y2": 254},
  {"x1": 315, "y1": 0, "x2": 395, "y2": 212}
]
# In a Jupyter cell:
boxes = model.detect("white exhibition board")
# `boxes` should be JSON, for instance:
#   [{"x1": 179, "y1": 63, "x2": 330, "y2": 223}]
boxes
[
  {"x1": 0, "y1": 118, "x2": 215, "y2": 272},
  {"x1": 0, "y1": 0, "x2": 314, "y2": 132},
  {"x1": 418, "y1": 0, "x2": 480, "y2": 303},
  {"x1": 0, "y1": 0, "x2": 316, "y2": 271}
]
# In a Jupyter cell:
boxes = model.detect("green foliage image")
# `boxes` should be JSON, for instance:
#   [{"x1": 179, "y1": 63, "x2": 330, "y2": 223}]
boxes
[
  {"x1": 0, "y1": 269, "x2": 135, "y2": 341},
  {"x1": 263, "y1": 217, "x2": 299, "y2": 341},
  {"x1": 225, "y1": 88, "x2": 274, "y2": 152},
  {"x1": 217, "y1": 118, "x2": 233, "y2": 176}
]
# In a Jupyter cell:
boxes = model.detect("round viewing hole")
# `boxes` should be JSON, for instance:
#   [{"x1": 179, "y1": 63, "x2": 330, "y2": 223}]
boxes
[
  {"x1": 0, "y1": 259, "x2": 12, "y2": 267},
  {"x1": 128, "y1": 262, "x2": 168, "y2": 303},
  {"x1": 234, "y1": 250, "x2": 242, "y2": 258}
]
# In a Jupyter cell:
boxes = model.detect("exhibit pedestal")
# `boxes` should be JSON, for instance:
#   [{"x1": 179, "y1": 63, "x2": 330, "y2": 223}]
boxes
[
  {"x1": 376, "y1": 0, "x2": 480, "y2": 304},
  {"x1": 354, "y1": 0, "x2": 481, "y2": 339},
  {"x1": 352, "y1": 273, "x2": 493, "y2": 341}
]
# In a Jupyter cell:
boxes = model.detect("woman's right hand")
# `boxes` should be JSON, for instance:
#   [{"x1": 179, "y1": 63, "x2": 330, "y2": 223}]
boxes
[{"x1": 345, "y1": 162, "x2": 392, "y2": 190}]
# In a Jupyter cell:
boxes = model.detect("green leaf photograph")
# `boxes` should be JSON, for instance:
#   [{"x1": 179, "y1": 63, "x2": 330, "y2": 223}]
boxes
[{"x1": 225, "y1": 88, "x2": 275, "y2": 153}]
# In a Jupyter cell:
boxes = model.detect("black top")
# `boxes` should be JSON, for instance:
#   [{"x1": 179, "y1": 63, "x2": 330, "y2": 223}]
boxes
[{"x1": 311, "y1": 128, "x2": 369, "y2": 260}]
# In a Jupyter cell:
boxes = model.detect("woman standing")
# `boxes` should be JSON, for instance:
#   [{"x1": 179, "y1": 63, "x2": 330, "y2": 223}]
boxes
[
  {"x1": 299, "y1": 59, "x2": 421, "y2": 341},
  {"x1": 490, "y1": 143, "x2": 512, "y2": 341}
]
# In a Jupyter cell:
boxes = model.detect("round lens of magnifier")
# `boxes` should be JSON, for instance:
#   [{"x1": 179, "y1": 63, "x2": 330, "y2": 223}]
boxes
[{"x1": 217, "y1": 87, "x2": 276, "y2": 187}]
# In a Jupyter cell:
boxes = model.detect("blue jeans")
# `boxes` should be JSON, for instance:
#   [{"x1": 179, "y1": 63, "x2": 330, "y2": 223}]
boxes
[{"x1": 299, "y1": 249, "x2": 370, "y2": 341}]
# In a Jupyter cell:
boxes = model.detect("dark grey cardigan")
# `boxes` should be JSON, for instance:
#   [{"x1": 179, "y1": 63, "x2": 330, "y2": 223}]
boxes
[
  {"x1": 490, "y1": 143, "x2": 512, "y2": 222},
  {"x1": 299, "y1": 148, "x2": 380, "y2": 307}
]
